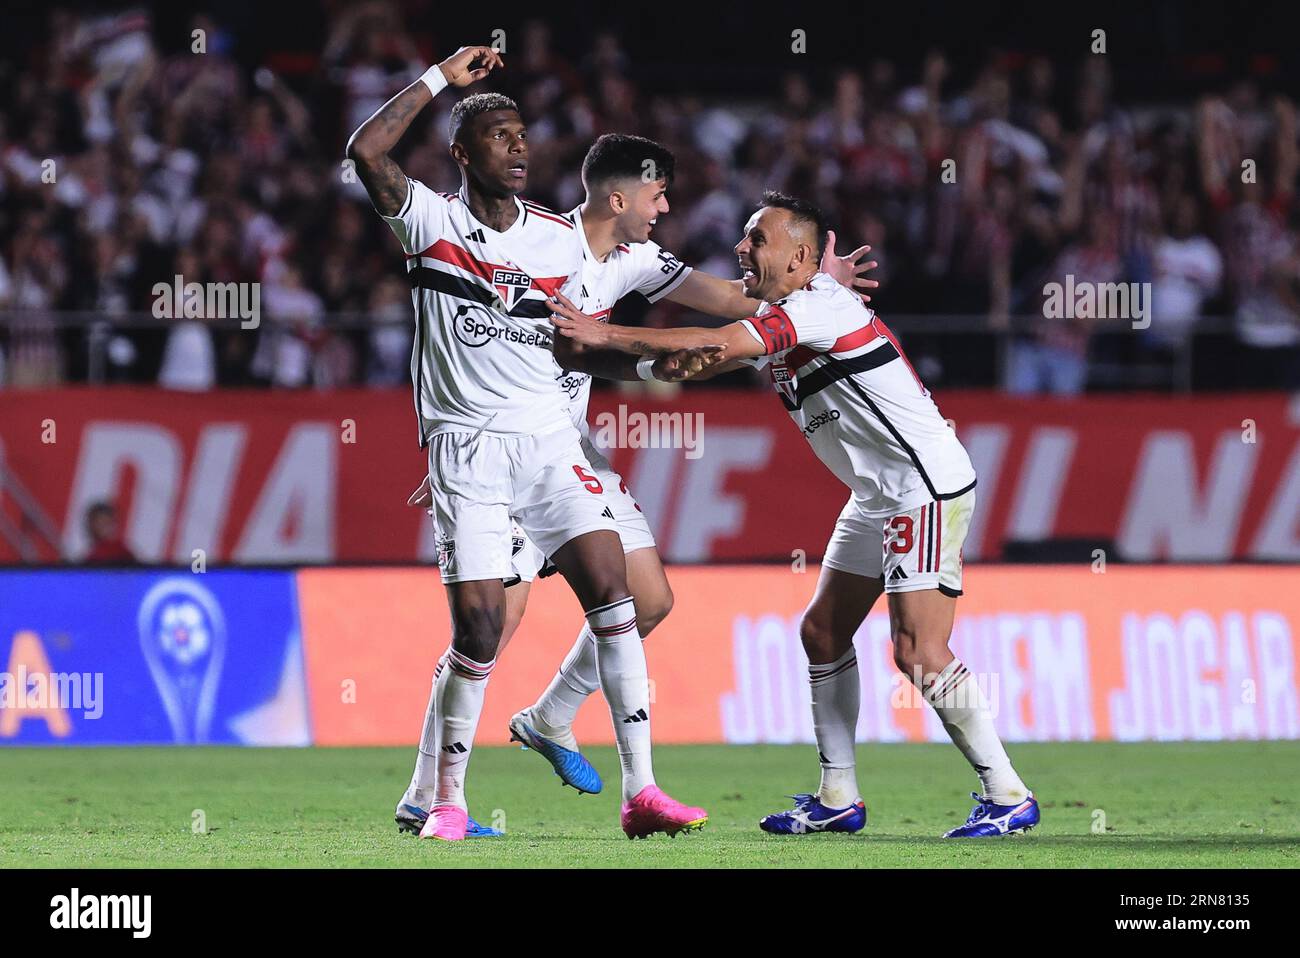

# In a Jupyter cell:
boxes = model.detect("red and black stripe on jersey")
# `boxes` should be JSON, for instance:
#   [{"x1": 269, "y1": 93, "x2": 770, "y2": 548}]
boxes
[
  {"x1": 405, "y1": 238, "x2": 569, "y2": 318},
  {"x1": 773, "y1": 312, "x2": 975, "y2": 504},
  {"x1": 520, "y1": 199, "x2": 574, "y2": 229}
]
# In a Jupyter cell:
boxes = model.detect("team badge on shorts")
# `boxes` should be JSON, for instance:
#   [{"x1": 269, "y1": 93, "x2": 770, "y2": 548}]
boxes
[{"x1": 436, "y1": 534, "x2": 456, "y2": 571}]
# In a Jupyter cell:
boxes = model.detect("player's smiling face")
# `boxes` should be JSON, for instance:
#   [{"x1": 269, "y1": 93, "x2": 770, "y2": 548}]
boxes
[
  {"x1": 613, "y1": 178, "x2": 670, "y2": 244},
  {"x1": 735, "y1": 206, "x2": 799, "y2": 301},
  {"x1": 457, "y1": 109, "x2": 529, "y2": 196}
]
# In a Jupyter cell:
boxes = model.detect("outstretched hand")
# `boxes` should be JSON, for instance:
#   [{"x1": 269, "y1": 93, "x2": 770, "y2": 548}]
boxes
[
  {"x1": 549, "y1": 292, "x2": 612, "y2": 348},
  {"x1": 653, "y1": 345, "x2": 727, "y2": 382},
  {"x1": 820, "y1": 229, "x2": 880, "y2": 304},
  {"x1": 438, "y1": 46, "x2": 504, "y2": 88}
]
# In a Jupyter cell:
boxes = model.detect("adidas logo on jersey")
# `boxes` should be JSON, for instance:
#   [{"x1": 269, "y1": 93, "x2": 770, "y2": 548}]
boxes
[
  {"x1": 622, "y1": 709, "x2": 649, "y2": 724},
  {"x1": 601, "y1": 506, "x2": 615, "y2": 521},
  {"x1": 889, "y1": 566, "x2": 909, "y2": 582},
  {"x1": 441, "y1": 741, "x2": 467, "y2": 754},
  {"x1": 465, "y1": 228, "x2": 486, "y2": 243}
]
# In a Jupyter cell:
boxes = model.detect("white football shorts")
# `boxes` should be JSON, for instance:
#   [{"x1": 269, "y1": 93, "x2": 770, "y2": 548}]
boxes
[
  {"x1": 426, "y1": 423, "x2": 618, "y2": 584},
  {"x1": 822, "y1": 488, "x2": 976, "y2": 596},
  {"x1": 506, "y1": 435, "x2": 656, "y2": 583}
]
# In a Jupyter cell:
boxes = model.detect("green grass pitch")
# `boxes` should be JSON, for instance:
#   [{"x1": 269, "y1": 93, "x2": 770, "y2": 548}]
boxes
[{"x1": 3, "y1": 742, "x2": 1298, "y2": 868}]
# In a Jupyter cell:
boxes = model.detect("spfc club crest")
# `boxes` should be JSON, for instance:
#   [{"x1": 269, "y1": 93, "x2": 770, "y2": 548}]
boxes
[
  {"x1": 770, "y1": 361, "x2": 798, "y2": 406},
  {"x1": 492, "y1": 267, "x2": 533, "y2": 309}
]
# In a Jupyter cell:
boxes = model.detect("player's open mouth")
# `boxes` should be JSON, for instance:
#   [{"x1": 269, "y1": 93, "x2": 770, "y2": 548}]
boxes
[
  {"x1": 740, "y1": 266, "x2": 757, "y2": 286},
  {"x1": 508, "y1": 163, "x2": 527, "y2": 179}
]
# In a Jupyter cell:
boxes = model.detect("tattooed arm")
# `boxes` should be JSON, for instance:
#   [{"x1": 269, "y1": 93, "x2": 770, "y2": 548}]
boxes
[
  {"x1": 345, "y1": 45, "x2": 503, "y2": 216},
  {"x1": 549, "y1": 291, "x2": 766, "y2": 361}
]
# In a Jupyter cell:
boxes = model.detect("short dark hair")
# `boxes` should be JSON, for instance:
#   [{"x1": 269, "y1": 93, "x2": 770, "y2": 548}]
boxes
[
  {"x1": 449, "y1": 92, "x2": 520, "y2": 144},
  {"x1": 581, "y1": 134, "x2": 676, "y2": 193},
  {"x1": 84, "y1": 500, "x2": 115, "y2": 535},
  {"x1": 760, "y1": 190, "x2": 829, "y2": 260}
]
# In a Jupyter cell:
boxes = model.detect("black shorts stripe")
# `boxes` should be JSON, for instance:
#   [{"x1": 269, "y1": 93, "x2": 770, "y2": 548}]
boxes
[{"x1": 926, "y1": 502, "x2": 936, "y2": 573}]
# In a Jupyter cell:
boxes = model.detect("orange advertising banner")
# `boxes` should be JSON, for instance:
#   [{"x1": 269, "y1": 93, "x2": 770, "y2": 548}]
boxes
[{"x1": 298, "y1": 565, "x2": 1300, "y2": 747}]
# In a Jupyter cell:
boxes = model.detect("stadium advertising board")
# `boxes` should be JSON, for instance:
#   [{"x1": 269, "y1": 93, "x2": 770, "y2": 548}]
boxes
[
  {"x1": 0, "y1": 570, "x2": 309, "y2": 746},
  {"x1": 1, "y1": 389, "x2": 1297, "y2": 564},
  {"x1": 4, "y1": 565, "x2": 1294, "y2": 747},
  {"x1": 298, "y1": 565, "x2": 1300, "y2": 747}
]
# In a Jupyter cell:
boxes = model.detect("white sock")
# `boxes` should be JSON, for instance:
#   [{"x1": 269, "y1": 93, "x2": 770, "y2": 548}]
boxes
[
  {"x1": 433, "y1": 647, "x2": 495, "y2": 810},
  {"x1": 587, "y1": 597, "x2": 654, "y2": 800},
  {"x1": 921, "y1": 658, "x2": 1028, "y2": 804},
  {"x1": 531, "y1": 624, "x2": 600, "y2": 735},
  {"x1": 808, "y1": 646, "x2": 861, "y2": 808},
  {"x1": 403, "y1": 651, "x2": 448, "y2": 809}
]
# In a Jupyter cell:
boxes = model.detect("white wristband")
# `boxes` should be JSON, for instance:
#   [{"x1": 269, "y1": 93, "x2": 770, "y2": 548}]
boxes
[
  {"x1": 636, "y1": 357, "x2": 657, "y2": 382},
  {"x1": 419, "y1": 64, "x2": 449, "y2": 98}
]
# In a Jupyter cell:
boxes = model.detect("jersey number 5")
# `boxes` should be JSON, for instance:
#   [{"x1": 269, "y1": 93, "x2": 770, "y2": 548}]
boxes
[{"x1": 573, "y1": 465, "x2": 604, "y2": 494}]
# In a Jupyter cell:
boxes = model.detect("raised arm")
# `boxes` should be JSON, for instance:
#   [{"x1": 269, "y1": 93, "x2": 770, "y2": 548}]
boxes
[{"x1": 345, "y1": 45, "x2": 503, "y2": 216}]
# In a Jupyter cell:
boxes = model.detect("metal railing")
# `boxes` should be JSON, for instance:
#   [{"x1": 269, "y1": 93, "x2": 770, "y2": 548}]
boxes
[
  {"x1": 0, "y1": 309, "x2": 1256, "y2": 392},
  {"x1": 0, "y1": 461, "x2": 64, "y2": 562}
]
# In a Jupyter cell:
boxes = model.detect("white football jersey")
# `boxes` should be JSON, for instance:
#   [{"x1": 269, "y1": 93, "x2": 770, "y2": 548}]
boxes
[
  {"x1": 741, "y1": 272, "x2": 976, "y2": 517},
  {"x1": 381, "y1": 178, "x2": 583, "y2": 443},
  {"x1": 561, "y1": 206, "x2": 692, "y2": 433}
]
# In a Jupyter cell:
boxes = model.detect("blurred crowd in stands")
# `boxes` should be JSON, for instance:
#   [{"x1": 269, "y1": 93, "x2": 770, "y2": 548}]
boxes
[{"x1": 1, "y1": 2, "x2": 1298, "y2": 393}]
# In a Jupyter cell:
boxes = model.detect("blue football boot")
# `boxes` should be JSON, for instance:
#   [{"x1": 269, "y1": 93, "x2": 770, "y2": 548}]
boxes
[
  {"x1": 759, "y1": 793, "x2": 867, "y2": 835},
  {"x1": 508, "y1": 708, "x2": 603, "y2": 795},
  {"x1": 943, "y1": 792, "x2": 1040, "y2": 838},
  {"x1": 395, "y1": 803, "x2": 503, "y2": 837}
]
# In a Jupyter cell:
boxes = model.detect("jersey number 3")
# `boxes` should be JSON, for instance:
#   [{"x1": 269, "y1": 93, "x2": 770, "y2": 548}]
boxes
[{"x1": 887, "y1": 516, "x2": 914, "y2": 553}]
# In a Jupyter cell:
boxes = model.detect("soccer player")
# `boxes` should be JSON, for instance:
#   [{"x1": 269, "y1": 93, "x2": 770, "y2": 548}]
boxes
[
  {"x1": 396, "y1": 134, "x2": 877, "y2": 834},
  {"x1": 346, "y1": 45, "x2": 707, "y2": 841},
  {"x1": 549, "y1": 191, "x2": 1041, "y2": 839}
]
